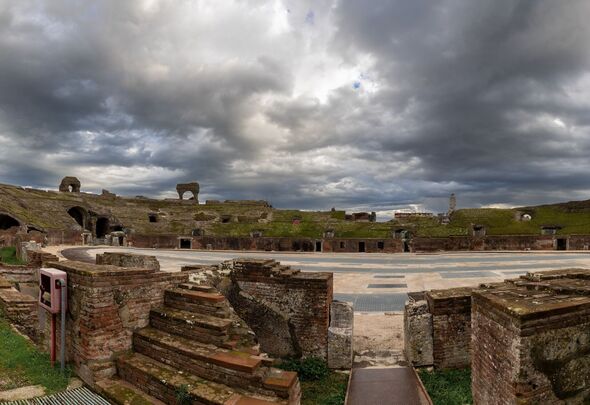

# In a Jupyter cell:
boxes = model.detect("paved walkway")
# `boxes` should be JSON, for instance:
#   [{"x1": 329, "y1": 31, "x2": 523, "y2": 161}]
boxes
[
  {"x1": 346, "y1": 367, "x2": 430, "y2": 405},
  {"x1": 60, "y1": 247, "x2": 590, "y2": 312}
]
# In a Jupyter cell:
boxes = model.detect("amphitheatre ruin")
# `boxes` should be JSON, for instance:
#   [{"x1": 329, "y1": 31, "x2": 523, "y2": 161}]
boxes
[{"x1": 1, "y1": 177, "x2": 590, "y2": 404}]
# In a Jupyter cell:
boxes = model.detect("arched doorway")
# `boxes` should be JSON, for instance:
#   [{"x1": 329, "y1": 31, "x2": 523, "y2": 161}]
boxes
[
  {"x1": 96, "y1": 218, "x2": 110, "y2": 238},
  {"x1": 0, "y1": 214, "x2": 20, "y2": 230},
  {"x1": 67, "y1": 206, "x2": 87, "y2": 229}
]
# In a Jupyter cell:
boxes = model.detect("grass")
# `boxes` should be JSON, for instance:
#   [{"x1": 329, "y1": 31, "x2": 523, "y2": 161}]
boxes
[
  {"x1": 301, "y1": 372, "x2": 348, "y2": 405},
  {"x1": 418, "y1": 368, "x2": 472, "y2": 405},
  {"x1": 0, "y1": 316, "x2": 71, "y2": 394},
  {"x1": 278, "y1": 357, "x2": 348, "y2": 405},
  {"x1": 0, "y1": 247, "x2": 26, "y2": 265}
]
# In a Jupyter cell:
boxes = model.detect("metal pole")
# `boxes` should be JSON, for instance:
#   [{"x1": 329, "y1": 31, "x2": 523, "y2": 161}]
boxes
[
  {"x1": 50, "y1": 313, "x2": 56, "y2": 367},
  {"x1": 59, "y1": 280, "x2": 66, "y2": 374}
]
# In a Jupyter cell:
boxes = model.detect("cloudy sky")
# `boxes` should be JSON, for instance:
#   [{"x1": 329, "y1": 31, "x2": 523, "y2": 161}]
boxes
[{"x1": 1, "y1": 0, "x2": 590, "y2": 218}]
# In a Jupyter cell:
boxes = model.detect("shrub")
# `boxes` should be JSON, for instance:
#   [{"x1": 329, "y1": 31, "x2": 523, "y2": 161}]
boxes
[{"x1": 278, "y1": 357, "x2": 329, "y2": 381}]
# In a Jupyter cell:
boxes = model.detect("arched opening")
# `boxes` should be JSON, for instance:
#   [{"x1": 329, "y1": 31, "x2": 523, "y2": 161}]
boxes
[
  {"x1": 180, "y1": 191, "x2": 197, "y2": 200},
  {"x1": 67, "y1": 206, "x2": 87, "y2": 229},
  {"x1": 96, "y1": 218, "x2": 109, "y2": 238},
  {"x1": 148, "y1": 214, "x2": 158, "y2": 223},
  {"x1": 0, "y1": 214, "x2": 20, "y2": 230}
]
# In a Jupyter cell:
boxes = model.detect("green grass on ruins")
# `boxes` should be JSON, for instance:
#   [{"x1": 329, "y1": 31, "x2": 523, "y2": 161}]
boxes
[
  {"x1": 418, "y1": 368, "x2": 472, "y2": 405},
  {"x1": 278, "y1": 357, "x2": 348, "y2": 405},
  {"x1": 0, "y1": 247, "x2": 26, "y2": 265},
  {"x1": 0, "y1": 316, "x2": 71, "y2": 394}
]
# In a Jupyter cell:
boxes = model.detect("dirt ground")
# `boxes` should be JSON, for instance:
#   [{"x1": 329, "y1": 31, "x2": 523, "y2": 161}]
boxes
[{"x1": 353, "y1": 312, "x2": 406, "y2": 368}]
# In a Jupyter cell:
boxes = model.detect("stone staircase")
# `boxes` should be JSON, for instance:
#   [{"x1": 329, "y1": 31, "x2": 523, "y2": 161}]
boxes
[{"x1": 97, "y1": 283, "x2": 301, "y2": 405}]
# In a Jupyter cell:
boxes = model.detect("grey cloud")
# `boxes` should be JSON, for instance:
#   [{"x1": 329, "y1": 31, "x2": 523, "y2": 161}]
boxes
[{"x1": 0, "y1": 0, "x2": 589, "y2": 216}]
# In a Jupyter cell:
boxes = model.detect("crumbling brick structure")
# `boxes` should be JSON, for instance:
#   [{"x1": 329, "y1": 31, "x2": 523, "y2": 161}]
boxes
[
  {"x1": 176, "y1": 182, "x2": 199, "y2": 201},
  {"x1": 59, "y1": 176, "x2": 81, "y2": 193},
  {"x1": 47, "y1": 260, "x2": 189, "y2": 384},
  {"x1": 191, "y1": 259, "x2": 335, "y2": 361},
  {"x1": 472, "y1": 269, "x2": 590, "y2": 404},
  {"x1": 404, "y1": 288, "x2": 472, "y2": 369}
]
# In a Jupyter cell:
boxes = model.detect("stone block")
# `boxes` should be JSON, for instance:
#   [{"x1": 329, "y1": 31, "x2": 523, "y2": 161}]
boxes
[{"x1": 328, "y1": 300, "x2": 353, "y2": 369}]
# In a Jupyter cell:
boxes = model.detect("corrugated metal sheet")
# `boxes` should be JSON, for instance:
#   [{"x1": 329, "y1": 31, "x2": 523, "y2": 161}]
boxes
[{"x1": 2, "y1": 387, "x2": 110, "y2": 405}]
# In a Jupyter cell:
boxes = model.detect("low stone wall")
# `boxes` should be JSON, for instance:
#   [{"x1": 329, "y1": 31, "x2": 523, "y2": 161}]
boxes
[
  {"x1": 96, "y1": 252, "x2": 160, "y2": 271},
  {"x1": 0, "y1": 276, "x2": 39, "y2": 339},
  {"x1": 472, "y1": 269, "x2": 590, "y2": 404},
  {"x1": 327, "y1": 300, "x2": 353, "y2": 369},
  {"x1": 46, "y1": 260, "x2": 189, "y2": 386}
]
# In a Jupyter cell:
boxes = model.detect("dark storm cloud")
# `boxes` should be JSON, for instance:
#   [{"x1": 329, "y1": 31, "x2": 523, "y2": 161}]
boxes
[
  {"x1": 0, "y1": 0, "x2": 589, "y2": 216},
  {"x1": 327, "y1": 0, "x2": 590, "y2": 210}
]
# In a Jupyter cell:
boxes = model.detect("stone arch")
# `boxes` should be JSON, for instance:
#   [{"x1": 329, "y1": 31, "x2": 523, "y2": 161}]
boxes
[
  {"x1": 59, "y1": 176, "x2": 81, "y2": 193},
  {"x1": 67, "y1": 206, "x2": 88, "y2": 229},
  {"x1": 96, "y1": 217, "x2": 110, "y2": 238},
  {"x1": 0, "y1": 213, "x2": 20, "y2": 230},
  {"x1": 176, "y1": 182, "x2": 200, "y2": 201}
]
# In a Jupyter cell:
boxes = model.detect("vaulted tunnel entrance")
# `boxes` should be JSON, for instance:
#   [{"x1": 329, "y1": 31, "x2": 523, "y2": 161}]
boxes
[
  {"x1": 0, "y1": 214, "x2": 20, "y2": 230},
  {"x1": 96, "y1": 218, "x2": 110, "y2": 238},
  {"x1": 67, "y1": 206, "x2": 87, "y2": 229}
]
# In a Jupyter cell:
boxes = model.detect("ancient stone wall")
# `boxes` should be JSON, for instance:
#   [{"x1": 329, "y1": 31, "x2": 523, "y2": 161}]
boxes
[
  {"x1": 96, "y1": 252, "x2": 160, "y2": 271},
  {"x1": 472, "y1": 271, "x2": 590, "y2": 404},
  {"x1": 189, "y1": 236, "x2": 402, "y2": 253},
  {"x1": 214, "y1": 259, "x2": 333, "y2": 360},
  {"x1": 404, "y1": 292, "x2": 433, "y2": 367},
  {"x1": 47, "y1": 260, "x2": 189, "y2": 385},
  {"x1": 413, "y1": 235, "x2": 556, "y2": 252},
  {"x1": 568, "y1": 235, "x2": 590, "y2": 250},
  {"x1": 426, "y1": 288, "x2": 473, "y2": 369}
]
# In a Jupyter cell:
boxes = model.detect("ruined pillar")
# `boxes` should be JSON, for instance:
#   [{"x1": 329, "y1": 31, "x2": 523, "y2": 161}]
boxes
[{"x1": 472, "y1": 271, "x2": 590, "y2": 404}]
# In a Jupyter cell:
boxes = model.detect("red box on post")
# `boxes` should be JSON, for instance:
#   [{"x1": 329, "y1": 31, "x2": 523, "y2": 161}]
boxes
[{"x1": 39, "y1": 268, "x2": 67, "y2": 314}]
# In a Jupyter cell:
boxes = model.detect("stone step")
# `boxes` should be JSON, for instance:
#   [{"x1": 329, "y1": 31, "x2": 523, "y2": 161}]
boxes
[
  {"x1": 165, "y1": 288, "x2": 230, "y2": 317},
  {"x1": 178, "y1": 282, "x2": 217, "y2": 293},
  {"x1": 0, "y1": 277, "x2": 12, "y2": 289},
  {"x1": 134, "y1": 327, "x2": 274, "y2": 393},
  {"x1": 117, "y1": 352, "x2": 285, "y2": 405},
  {"x1": 96, "y1": 377, "x2": 167, "y2": 405},
  {"x1": 151, "y1": 306, "x2": 232, "y2": 333},
  {"x1": 150, "y1": 306, "x2": 235, "y2": 347}
]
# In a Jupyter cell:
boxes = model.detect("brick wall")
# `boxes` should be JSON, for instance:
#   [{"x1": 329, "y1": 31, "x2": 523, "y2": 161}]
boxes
[
  {"x1": 471, "y1": 294, "x2": 522, "y2": 405},
  {"x1": 225, "y1": 259, "x2": 333, "y2": 360},
  {"x1": 47, "y1": 260, "x2": 188, "y2": 385},
  {"x1": 426, "y1": 288, "x2": 473, "y2": 369},
  {"x1": 0, "y1": 281, "x2": 39, "y2": 340},
  {"x1": 413, "y1": 235, "x2": 556, "y2": 252}
]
